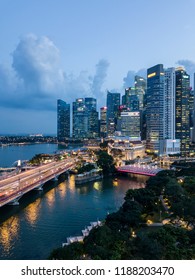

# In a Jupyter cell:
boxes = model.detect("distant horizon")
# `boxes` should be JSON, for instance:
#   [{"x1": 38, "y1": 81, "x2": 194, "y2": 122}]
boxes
[{"x1": 0, "y1": 133, "x2": 57, "y2": 137}]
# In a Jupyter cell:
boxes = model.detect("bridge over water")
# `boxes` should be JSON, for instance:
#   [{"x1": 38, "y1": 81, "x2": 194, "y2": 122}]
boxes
[
  {"x1": 117, "y1": 165, "x2": 164, "y2": 176},
  {"x1": 0, "y1": 158, "x2": 76, "y2": 207}
]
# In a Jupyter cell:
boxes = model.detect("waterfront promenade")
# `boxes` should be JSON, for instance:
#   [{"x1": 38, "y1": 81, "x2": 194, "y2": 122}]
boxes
[{"x1": 0, "y1": 158, "x2": 76, "y2": 207}]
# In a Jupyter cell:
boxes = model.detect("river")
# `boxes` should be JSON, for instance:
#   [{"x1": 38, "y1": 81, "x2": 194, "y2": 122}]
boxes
[{"x1": 0, "y1": 143, "x2": 147, "y2": 260}]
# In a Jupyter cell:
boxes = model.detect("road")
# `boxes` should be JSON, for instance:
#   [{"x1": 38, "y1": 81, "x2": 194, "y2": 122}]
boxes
[{"x1": 0, "y1": 158, "x2": 76, "y2": 207}]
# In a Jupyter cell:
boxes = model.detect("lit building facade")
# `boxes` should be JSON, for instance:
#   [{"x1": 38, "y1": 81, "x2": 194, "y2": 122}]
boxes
[
  {"x1": 135, "y1": 75, "x2": 146, "y2": 110},
  {"x1": 146, "y1": 64, "x2": 165, "y2": 155},
  {"x1": 57, "y1": 99, "x2": 70, "y2": 142},
  {"x1": 117, "y1": 111, "x2": 141, "y2": 139},
  {"x1": 100, "y1": 107, "x2": 107, "y2": 138},
  {"x1": 85, "y1": 98, "x2": 99, "y2": 138},
  {"x1": 88, "y1": 110, "x2": 99, "y2": 138},
  {"x1": 175, "y1": 67, "x2": 190, "y2": 156},
  {"x1": 163, "y1": 68, "x2": 180, "y2": 155},
  {"x1": 72, "y1": 98, "x2": 88, "y2": 139},
  {"x1": 108, "y1": 138, "x2": 145, "y2": 164},
  {"x1": 106, "y1": 91, "x2": 120, "y2": 136},
  {"x1": 164, "y1": 68, "x2": 176, "y2": 139},
  {"x1": 193, "y1": 73, "x2": 195, "y2": 143},
  {"x1": 72, "y1": 97, "x2": 99, "y2": 139}
]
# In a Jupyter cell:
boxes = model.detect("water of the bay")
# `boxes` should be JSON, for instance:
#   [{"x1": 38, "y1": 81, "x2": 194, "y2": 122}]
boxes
[
  {"x1": 0, "y1": 143, "x2": 65, "y2": 167},
  {"x1": 0, "y1": 144, "x2": 148, "y2": 260}
]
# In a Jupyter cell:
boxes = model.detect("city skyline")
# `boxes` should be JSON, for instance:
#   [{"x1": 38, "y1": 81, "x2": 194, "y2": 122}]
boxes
[{"x1": 1, "y1": 0, "x2": 195, "y2": 134}]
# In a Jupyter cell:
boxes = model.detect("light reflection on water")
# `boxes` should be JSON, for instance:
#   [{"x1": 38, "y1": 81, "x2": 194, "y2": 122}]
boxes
[
  {"x1": 24, "y1": 198, "x2": 42, "y2": 226},
  {"x1": 0, "y1": 216, "x2": 19, "y2": 253},
  {"x1": 0, "y1": 174, "x2": 148, "y2": 260}
]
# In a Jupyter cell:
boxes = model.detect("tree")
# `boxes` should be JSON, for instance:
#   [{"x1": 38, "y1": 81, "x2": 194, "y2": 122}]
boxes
[
  {"x1": 148, "y1": 225, "x2": 194, "y2": 260},
  {"x1": 77, "y1": 163, "x2": 95, "y2": 174},
  {"x1": 145, "y1": 170, "x2": 176, "y2": 196},
  {"x1": 84, "y1": 225, "x2": 113, "y2": 259},
  {"x1": 125, "y1": 188, "x2": 158, "y2": 214},
  {"x1": 183, "y1": 177, "x2": 195, "y2": 195},
  {"x1": 120, "y1": 200, "x2": 143, "y2": 228},
  {"x1": 96, "y1": 150, "x2": 115, "y2": 175},
  {"x1": 48, "y1": 242, "x2": 84, "y2": 260}
]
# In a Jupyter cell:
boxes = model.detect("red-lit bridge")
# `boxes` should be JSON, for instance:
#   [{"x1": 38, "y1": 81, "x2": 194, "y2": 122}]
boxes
[
  {"x1": 0, "y1": 158, "x2": 76, "y2": 207},
  {"x1": 117, "y1": 165, "x2": 164, "y2": 176}
]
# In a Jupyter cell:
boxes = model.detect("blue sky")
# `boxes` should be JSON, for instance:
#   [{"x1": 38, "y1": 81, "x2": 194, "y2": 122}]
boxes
[{"x1": 1, "y1": 0, "x2": 195, "y2": 134}]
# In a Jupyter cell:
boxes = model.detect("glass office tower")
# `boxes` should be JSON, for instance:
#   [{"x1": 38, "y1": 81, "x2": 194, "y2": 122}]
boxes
[
  {"x1": 57, "y1": 99, "x2": 70, "y2": 142},
  {"x1": 146, "y1": 64, "x2": 165, "y2": 155},
  {"x1": 175, "y1": 67, "x2": 190, "y2": 156},
  {"x1": 106, "y1": 91, "x2": 120, "y2": 136}
]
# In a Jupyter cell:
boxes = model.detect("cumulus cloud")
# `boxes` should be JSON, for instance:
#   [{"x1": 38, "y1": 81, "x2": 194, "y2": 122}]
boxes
[
  {"x1": 12, "y1": 34, "x2": 64, "y2": 95},
  {"x1": 123, "y1": 68, "x2": 146, "y2": 88},
  {"x1": 90, "y1": 59, "x2": 109, "y2": 104},
  {"x1": 0, "y1": 34, "x2": 110, "y2": 112}
]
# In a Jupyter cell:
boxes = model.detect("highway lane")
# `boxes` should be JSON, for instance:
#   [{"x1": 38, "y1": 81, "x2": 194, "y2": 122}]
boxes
[{"x1": 0, "y1": 158, "x2": 76, "y2": 207}]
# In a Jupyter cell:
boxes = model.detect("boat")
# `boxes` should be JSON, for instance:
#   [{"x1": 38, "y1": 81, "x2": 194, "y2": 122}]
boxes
[{"x1": 75, "y1": 169, "x2": 103, "y2": 184}]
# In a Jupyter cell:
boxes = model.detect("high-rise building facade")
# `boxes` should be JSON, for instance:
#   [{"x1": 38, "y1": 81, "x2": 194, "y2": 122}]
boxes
[
  {"x1": 57, "y1": 99, "x2": 70, "y2": 142},
  {"x1": 72, "y1": 97, "x2": 99, "y2": 139},
  {"x1": 146, "y1": 65, "x2": 181, "y2": 156},
  {"x1": 85, "y1": 97, "x2": 99, "y2": 138},
  {"x1": 85, "y1": 97, "x2": 97, "y2": 111},
  {"x1": 135, "y1": 75, "x2": 146, "y2": 110},
  {"x1": 193, "y1": 73, "x2": 195, "y2": 143},
  {"x1": 106, "y1": 91, "x2": 120, "y2": 136},
  {"x1": 163, "y1": 68, "x2": 180, "y2": 155},
  {"x1": 164, "y1": 68, "x2": 176, "y2": 140},
  {"x1": 189, "y1": 88, "x2": 194, "y2": 140},
  {"x1": 117, "y1": 111, "x2": 140, "y2": 139},
  {"x1": 146, "y1": 64, "x2": 165, "y2": 155},
  {"x1": 175, "y1": 67, "x2": 190, "y2": 155},
  {"x1": 122, "y1": 87, "x2": 136, "y2": 109},
  {"x1": 88, "y1": 110, "x2": 99, "y2": 138},
  {"x1": 100, "y1": 107, "x2": 107, "y2": 138},
  {"x1": 72, "y1": 98, "x2": 88, "y2": 139}
]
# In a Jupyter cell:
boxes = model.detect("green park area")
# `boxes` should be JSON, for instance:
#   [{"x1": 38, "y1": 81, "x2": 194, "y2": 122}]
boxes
[{"x1": 49, "y1": 160, "x2": 195, "y2": 260}]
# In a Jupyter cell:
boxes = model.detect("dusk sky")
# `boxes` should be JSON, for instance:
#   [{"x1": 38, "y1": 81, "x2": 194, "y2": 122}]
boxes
[{"x1": 1, "y1": 0, "x2": 195, "y2": 134}]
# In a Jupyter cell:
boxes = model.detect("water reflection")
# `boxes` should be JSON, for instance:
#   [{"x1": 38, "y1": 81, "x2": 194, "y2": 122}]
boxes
[
  {"x1": 76, "y1": 186, "x2": 89, "y2": 195},
  {"x1": 0, "y1": 216, "x2": 19, "y2": 253},
  {"x1": 24, "y1": 198, "x2": 42, "y2": 225},
  {"x1": 93, "y1": 181, "x2": 102, "y2": 191},
  {"x1": 45, "y1": 188, "x2": 56, "y2": 209},
  {"x1": 0, "y1": 174, "x2": 148, "y2": 260},
  {"x1": 57, "y1": 182, "x2": 67, "y2": 198},
  {"x1": 68, "y1": 175, "x2": 75, "y2": 192}
]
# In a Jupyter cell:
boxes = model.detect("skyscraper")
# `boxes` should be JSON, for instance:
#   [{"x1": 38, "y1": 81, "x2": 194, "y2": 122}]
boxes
[
  {"x1": 117, "y1": 110, "x2": 140, "y2": 139},
  {"x1": 57, "y1": 99, "x2": 70, "y2": 142},
  {"x1": 193, "y1": 73, "x2": 195, "y2": 143},
  {"x1": 122, "y1": 87, "x2": 136, "y2": 109},
  {"x1": 164, "y1": 68, "x2": 176, "y2": 140},
  {"x1": 135, "y1": 75, "x2": 146, "y2": 110},
  {"x1": 100, "y1": 107, "x2": 107, "y2": 138},
  {"x1": 175, "y1": 67, "x2": 190, "y2": 155},
  {"x1": 146, "y1": 64, "x2": 165, "y2": 155},
  {"x1": 106, "y1": 91, "x2": 120, "y2": 136},
  {"x1": 85, "y1": 97, "x2": 99, "y2": 138},
  {"x1": 163, "y1": 68, "x2": 180, "y2": 155},
  {"x1": 85, "y1": 97, "x2": 97, "y2": 111},
  {"x1": 72, "y1": 97, "x2": 99, "y2": 139},
  {"x1": 72, "y1": 98, "x2": 88, "y2": 139}
]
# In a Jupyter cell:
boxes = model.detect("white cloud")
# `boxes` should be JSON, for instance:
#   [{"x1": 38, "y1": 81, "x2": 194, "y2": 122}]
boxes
[{"x1": 0, "y1": 34, "x2": 110, "y2": 111}]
